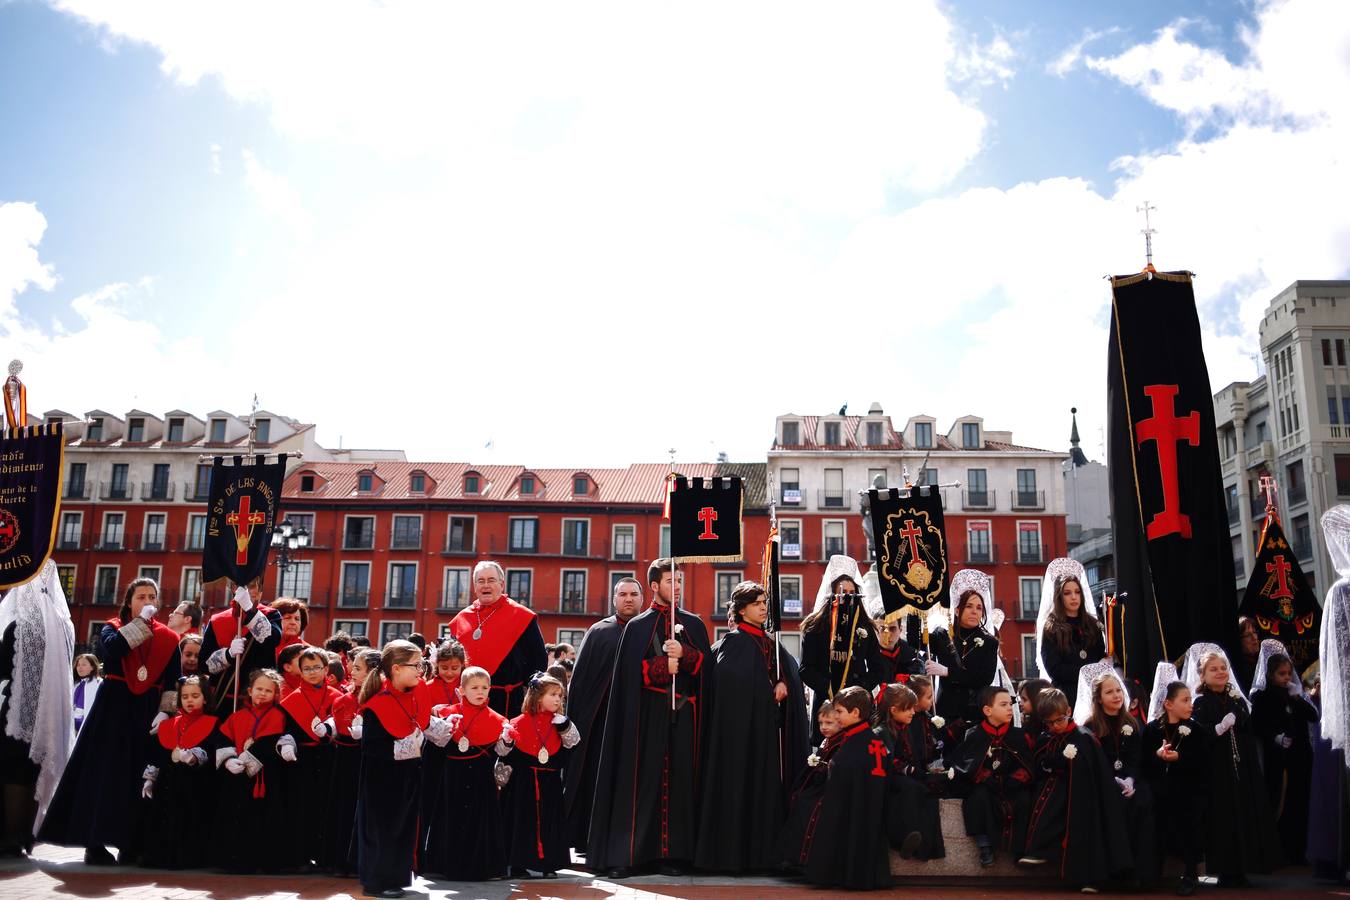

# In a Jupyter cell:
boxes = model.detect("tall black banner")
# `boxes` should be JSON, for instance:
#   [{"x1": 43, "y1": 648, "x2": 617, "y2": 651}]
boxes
[
  {"x1": 1238, "y1": 514, "x2": 1319, "y2": 677},
  {"x1": 203, "y1": 454, "x2": 287, "y2": 586},
  {"x1": 0, "y1": 422, "x2": 63, "y2": 589},
  {"x1": 669, "y1": 475, "x2": 743, "y2": 562},
  {"x1": 868, "y1": 486, "x2": 948, "y2": 618},
  {"x1": 1108, "y1": 271, "x2": 1238, "y2": 675},
  {"x1": 762, "y1": 528, "x2": 782, "y2": 632}
]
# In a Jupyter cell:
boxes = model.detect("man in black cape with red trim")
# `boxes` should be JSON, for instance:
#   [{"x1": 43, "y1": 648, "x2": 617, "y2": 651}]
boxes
[
  {"x1": 695, "y1": 580, "x2": 809, "y2": 872},
  {"x1": 586, "y1": 558, "x2": 711, "y2": 878}
]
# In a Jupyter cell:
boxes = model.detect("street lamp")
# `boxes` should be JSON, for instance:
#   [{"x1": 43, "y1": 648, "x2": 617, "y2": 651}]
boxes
[{"x1": 271, "y1": 518, "x2": 310, "y2": 586}]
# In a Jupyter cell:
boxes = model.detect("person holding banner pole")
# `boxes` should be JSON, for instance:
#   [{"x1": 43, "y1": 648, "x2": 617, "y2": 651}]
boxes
[
  {"x1": 199, "y1": 579, "x2": 281, "y2": 714},
  {"x1": 800, "y1": 556, "x2": 882, "y2": 743}
]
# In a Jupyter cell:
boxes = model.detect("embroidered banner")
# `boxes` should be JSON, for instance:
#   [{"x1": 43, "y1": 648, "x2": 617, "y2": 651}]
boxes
[
  {"x1": 868, "y1": 486, "x2": 949, "y2": 617},
  {"x1": 668, "y1": 475, "x2": 743, "y2": 563},
  {"x1": 0, "y1": 422, "x2": 63, "y2": 589},
  {"x1": 202, "y1": 454, "x2": 287, "y2": 585},
  {"x1": 1239, "y1": 513, "x2": 1319, "y2": 677}
]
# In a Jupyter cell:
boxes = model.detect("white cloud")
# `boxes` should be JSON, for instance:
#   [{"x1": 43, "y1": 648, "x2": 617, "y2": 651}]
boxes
[
  {"x1": 0, "y1": 202, "x2": 57, "y2": 318},
  {"x1": 953, "y1": 32, "x2": 1018, "y2": 87},
  {"x1": 1048, "y1": 26, "x2": 1121, "y2": 78},
  {"x1": 241, "y1": 149, "x2": 313, "y2": 240},
  {"x1": 209, "y1": 142, "x2": 222, "y2": 175}
]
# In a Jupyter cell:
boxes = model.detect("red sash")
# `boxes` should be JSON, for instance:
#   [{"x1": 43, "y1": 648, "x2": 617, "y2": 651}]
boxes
[
  {"x1": 107, "y1": 617, "x2": 180, "y2": 695},
  {"x1": 361, "y1": 687, "x2": 429, "y2": 740},
  {"x1": 438, "y1": 700, "x2": 506, "y2": 747},
  {"x1": 448, "y1": 597, "x2": 536, "y2": 675},
  {"x1": 509, "y1": 711, "x2": 562, "y2": 757},
  {"x1": 157, "y1": 711, "x2": 219, "y2": 751},
  {"x1": 220, "y1": 703, "x2": 286, "y2": 753},
  {"x1": 281, "y1": 681, "x2": 343, "y2": 740}
]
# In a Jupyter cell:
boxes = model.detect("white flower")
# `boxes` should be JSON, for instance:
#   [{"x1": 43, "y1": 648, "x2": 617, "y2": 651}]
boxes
[
  {"x1": 1062, "y1": 744, "x2": 1079, "y2": 760},
  {"x1": 946, "y1": 768, "x2": 955, "y2": 780},
  {"x1": 856, "y1": 628, "x2": 868, "y2": 639},
  {"x1": 974, "y1": 637, "x2": 985, "y2": 647},
  {"x1": 986, "y1": 746, "x2": 994, "y2": 757},
  {"x1": 1226, "y1": 682, "x2": 1239, "y2": 696},
  {"x1": 1121, "y1": 724, "x2": 1133, "y2": 736},
  {"x1": 674, "y1": 623, "x2": 685, "y2": 635},
  {"x1": 807, "y1": 752, "x2": 821, "y2": 768},
  {"x1": 1177, "y1": 725, "x2": 1191, "y2": 737},
  {"x1": 931, "y1": 716, "x2": 945, "y2": 730}
]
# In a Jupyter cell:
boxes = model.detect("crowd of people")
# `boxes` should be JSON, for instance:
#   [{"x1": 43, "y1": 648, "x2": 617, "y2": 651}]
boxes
[{"x1": 0, "y1": 545, "x2": 1348, "y2": 898}]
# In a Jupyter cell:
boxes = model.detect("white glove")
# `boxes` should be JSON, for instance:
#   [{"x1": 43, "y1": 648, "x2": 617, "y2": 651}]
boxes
[
  {"x1": 925, "y1": 660, "x2": 949, "y2": 677},
  {"x1": 183, "y1": 747, "x2": 208, "y2": 766},
  {"x1": 350, "y1": 715, "x2": 364, "y2": 741},
  {"x1": 239, "y1": 750, "x2": 263, "y2": 777},
  {"x1": 224, "y1": 757, "x2": 246, "y2": 775},
  {"x1": 446, "y1": 713, "x2": 463, "y2": 734},
  {"x1": 1276, "y1": 733, "x2": 1293, "y2": 749},
  {"x1": 148, "y1": 712, "x2": 169, "y2": 735},
  {"x1": 1215, "y1": 712, "x2": 1237, "y2": 736},
  {"x1": 1288, "y1": 680, "x2": 1302, "y2": 696},
  {"x1": 552, "y1": 714, "x2": 567, "y2": 726},
  {"x1": 501, "y1": 722, "x2": 517, "y2": 743},
  {"x1": 311, "y1": 717, "x2": 328, "y2": 739},
  {"x1": 141, "y1": 779, "x2": 155, "y2": 799},
  {"x1": 493, "y1": 760, "x2": 513, "y2": 787},
  {"x1": 279, "y1": 742, "x2": 297, "y2": 763},
  {"x1": 139, "y1": 604, "x2": 158, "y2": 621},
  {"x1": 1114, "y1": 776, "x2": 1135, "y2": 797},
  {"x1": 234, "y1": 586, "x2": 253, "y2": 613},
  {"x1": 424, "y1": 716, "x2": 452, "y2": 746},
  {"x1": 229, "y1": 636, "x2": 246, "y2": 658}
]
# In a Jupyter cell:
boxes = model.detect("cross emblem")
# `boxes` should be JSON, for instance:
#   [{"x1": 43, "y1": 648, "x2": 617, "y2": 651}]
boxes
[
  {"x1": 1135, "y1": 384, "x2": 1200, "y2": 539},
  {"x1": 899, "y1": 518, "x2": 923, "y2": 560},
  {"x1": 868, "y1": 739, "x2": 888, "y2": 776},
  {"x1": 225, "y1": 495, "x2": 267, "y2": 565},
  {"x1": 1266, "y1": 554, "x2": 1294, "y2": 601},
  {"x1": 697, "y1": 506, "x2": 719, "y2": 541}
]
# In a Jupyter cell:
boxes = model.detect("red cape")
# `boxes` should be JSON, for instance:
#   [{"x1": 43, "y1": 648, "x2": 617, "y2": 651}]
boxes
[
  {"x1": 281, "y1": 681, "x2": 343, "y2": 740},
  {"x1": 361, "y1": 687, "x2": 429, "y2": 740},
  {"x1": 509, "y1": 710, "x2": 561, "y2": 756},
  {"x1": 157, "y1": 711, "x2": 219, "y2": 751},
  {"x1": 108, "y1": 616, "x2": 180, "y2": 695},
  {"x1": 220, "y1": 703, "x2": 287, "y2": 753},
  {"x1": 207, "y1": 603, "x2": 275, "y2": 647},
  {"x1": 448, "y1": 597, "x2": 536, "y2": 675},
  {"x1": 333, "y1": 690, "x2": 359, "y2": 736},
  {"x1": 423, "y1": 675, "x2": 460, "y2": 707},
  {"x1": 438, "y1": 699, "x2": 506, "y2": 747}
]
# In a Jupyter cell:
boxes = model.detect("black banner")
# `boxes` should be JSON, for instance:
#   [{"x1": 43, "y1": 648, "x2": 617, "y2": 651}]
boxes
[
  {"x1": 669, "y1": 475, "x2": 743, "y2": 562},
  {"x1": 868, "y1": 486, "x2": 949, "y2": 617},
  {"x1": 203, "y1": 454, "x2": 287, "y2": 586},
  {"x1": 1238, "y1": 514, "x2": 1319, "y2": 677},
  {"x1": 0, "y1": 422, "x2": 63, "y2": 589},
  {"x1": 1108, "y1": 270, "x2": 1238, "y2": 676},
  {"x1": 763, "y1": 527, "x2": 782, "y2": 633}
]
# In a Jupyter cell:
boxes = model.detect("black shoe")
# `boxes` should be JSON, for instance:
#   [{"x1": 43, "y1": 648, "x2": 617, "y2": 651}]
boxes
[
  {"x1": 898, "y1": 831, "x2": 923, "y2": 859},
  {"x1": 365, "y1": 889, "x2": 405, "y2": 899},
  {"x1": 607, "y1": 866, "x2": 633, "y2": 879},
  {"x1": 658, "y1": 862, "x2": 686, "y2": 876},
  {"x1": 1176, "y1": 875, "x2": 1198, "y2": 896},
  {"x1": 1218, "y1": 874, "x2": 1251, "y2": 888},
  {"x1": 83, "y1": 846, "x2": 115, "y2": 866},
  {"x1": 978, "y1": 845, "x2": 995, "y2": 867}
]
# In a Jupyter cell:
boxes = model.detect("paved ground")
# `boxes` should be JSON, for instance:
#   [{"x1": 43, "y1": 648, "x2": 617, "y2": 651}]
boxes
[{"x1": 0, "y1": 844, "x2": 1344, "y2": 899}]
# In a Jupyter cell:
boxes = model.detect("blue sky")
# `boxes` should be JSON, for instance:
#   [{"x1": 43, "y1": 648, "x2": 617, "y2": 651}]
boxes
[{"x1": 2, "y1": 0, "x2": 1347, "y2": 466}]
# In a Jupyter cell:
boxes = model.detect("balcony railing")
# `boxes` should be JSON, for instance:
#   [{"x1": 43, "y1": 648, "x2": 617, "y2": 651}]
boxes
[
  {"x1": 343, "y1": 534, "x2": 375, "y2": 551},
  {"x1": 963, "y1": 490, "x2": 995, "y2": 511},
  {"x1": 384, "y1": 591, "x2": 416, "y2": 609},
  {"x1": 57, "y1": 536, "x2": 81, "y2": 550},
  {"x1": 561, "y1": 595, "x2": 586, "y2": 614},
  {"x1": 1018, "y1": 600, "x2": 1039, "y2": 621},
  {"x1": 817, "y1": 490, "x2": 851, "y2": 510},
  {"x1": 94, "y1": 536, "x2": 125, "y2": 551},
  {"x1": 64, "y1": 482, "x2": 92, "y2": 500},
  {"x1": 338, "y1": 587, "x2": 369, "y2": 608},
  {"x1": 390, "y1": 532, "x2": 422, "y2": 550},
  {"x1": 99, "y1": 481, "x2": 136, "y2": 501},
  {"x1": 443, "y1": 538, "x2": 477, "y2": 556},
  {"x1": 1011, "y1": 489, "x2": 1045, "y2": 511},
  {"x1": 184, "y1": 481, "x2": 211, "y2": 502},
  {"x1": 437, "y1": 589, "x2": 470, "y2": 612},
  {"x1": 961, "y1": 543, "x2": 998, "y2": 565},
  {"x1": 141, "y1": 482, "x2": 176, "y2": 501},
  {"x1": 1017, "y1": 543, "x2": 1048, "y2": 565},
  {"x1": 142, "y1": 535, "x2": 167, "y2": 552},
  {"x1": 1288, "y1": 484, "x2": 1308, "y2": 506}
]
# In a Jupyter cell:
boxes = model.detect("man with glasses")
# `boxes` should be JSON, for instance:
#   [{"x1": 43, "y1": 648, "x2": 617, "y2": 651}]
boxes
[{"x1": 446, "y1": 560, "x2": 546, "y2": 717}]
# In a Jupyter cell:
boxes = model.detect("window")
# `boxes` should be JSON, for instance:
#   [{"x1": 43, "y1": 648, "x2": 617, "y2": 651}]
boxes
[
  {"x1": 557, "y1": 628, "x2": 586, "y2": 647},
  {"x1": 101, "y1": 513, "x2": 124, "y2": 549},
  {"x1": 780, "y1": 521, "x2": 802, "y2": 559},
  {"x1": 1232, "y1": 535, "x2": 1245, "y2": 580},
  {"x1": 447, "y1": 516, "x2": 476, "y2": 553},
  {"x1": 962, "y1": 422, "x2": 980, "y2": 448},
  {"x1": 562, "y1": 570, "x2": 587, "y2": 613},
  {"x1": 380, "y1": 621, "x2": 413, "y2": 646},
  {"x1": 780, "y1": 468, "x2": 801, "y2": 505},
  {"x1": 966, "y1": 469, "x2": 989, "y2": 507},
  {"x1": 1287, "y1": 459, "x2": 1306, "y2": 504},
  {"x1": 781, "y1": 421, "x2": 800, "y2": 445},
  {"x1": 1019, "y1": 577, "x2": 1041, "y2": 620},
  {"x1": 340, "y1": 563, "x2": 371, "y2": 608},
  {"x1": 967, "y1": 522, "x2": 991, "y2": 563},
  {"x1": 716, "y1": 572, "x2": 742, "y2": 611},
  {"x1": 914, "y1": 421, "x2": 933, "y2": 449},
  {"x1": 1226, "y1": 484, "x2": 1240, "y2": 523},
  {"x1": 254, "y1": 419, "x2": 271, "y2": 443},
  {"x1": 344, "y1": 516, "x2": 375, "y2": 550},
  {"x1": 659, "y1": 525, "x2": 671, "y2": 558},
  {"x1": 59, "y1": 512, "x2": 82, "y2": 550},
  {"x1": 822, "y1": 468, "x2": 844, "y2": 507},
  {"x1": 300, "y1": 475, "x2": 315, "y2": 493},
  {"x1": 387, "y1": 563, "x2": 417, "y2": 608},
  {"x1": 442, "y1": 568, "x2": 470, "y2": 610},
  {"x1": 1293, "y1": 514, "x2": 1312, "y2": 560},
  {"x1": 127, "y1": 417, "x2": 144, "y2": 442},
  {"x1": 209, "y1": 418, "x2": 226, "y2": 442},
  {"x1": 410, "y1": 473, "x2": 426, "y2": 493},
  {"x1": 824, "y1": 521, "x2": 845, "y2": 558},
  {"x1": 1018, "y1": 522, "x2": 1042, "y2": 563},
  {"x1": 573, "y1": 475, "x2": 589, "y2": 495},
  {"x1": 193, "y1": 464, "x2": 212, "y2": 500},
  {"x1": 109, "y1": 463, "x2": 129, "y2": 499},
  {"x1": 507, "y1": 570, "x2": 532, "y2": 605},
  {"x1": 612, "y1": 524, "x2": 635, "y2": 560},
  {"x1": 781, "y1": 575, "x2": 803, "y2": 617},
  {"x1": 464, "y1": 474, "x2": 480, "y2": 494},
  {"x1": 167, "y1": 417, "x2": 184, "y2": 442},
  {"x1": 67, "y1": 462, "x2": 86, "y2": 498},
  {"x1": 866, "y1": 421, "x2": 884, "y2": 446},
  {"x1": 94, "y1": 567, "x2": 119, "y2": 605},
  {"x1": 609, "y1": 571, "x2": 636, "y2": 593},
  {"x1": 86, "y1": 417, "x2": 104, "y2": 442},
  {"x1": 279, "y1": 561, "x2": 313, "y2": 601},
  {"x1": 919, "y1": 467, "x2": 939, "y2": 487},
  {"x1": 150, "y1": 463, "x2": 171, "y2": 500},
  {"x1": 186, "y1": 514, "x2": 207, "y2": 551},
  {"x1": 520, "y1": 475, "x2": 535, "y2": 495},
  {"x1": 1021, "y1": 635, "x2": 1040, "y2": 678},
  {"x1": 1340, "y1": 339, "x2": 1348, "y2": 367},
  {"x1": 56, "y1": 565, "x2": 76, "y2": 600},
  {"x1": 182, "y1": 568, "x2": 204, "y2": 604},
  {"x1": 391, "y1": 515, "x2": 421, "y2": 549},
  {"x1": 334, "y1": 619, "x2": 368, "y2": 640},
  {"x1": 509, "y1": 518, "x2": 538, "y2": 552},
  {"x1": 143, "y1": 513, "x2": 166, "y2": 550},
  {"x1": 1337, "y1": 455, "x2": 1350, "y2": 496},
  {"x1": 1325, "y1": 339, "x2": 1333, "y2": 366},
  {"x1": 285, "y1": 513, "x2": 314, "y2": 536},
  {"x1": 823, "y1": 421, "x2": 841, "y2": 445},
  {"x1": 562, "y1": 519, "x2": 589, "y2": 556},
  {"x1": 1016, "y1": 469, "x2": 1038, "y2": 507},
  {"x1": 357, "y1": 473, "x2": 374, "y2": 493}
]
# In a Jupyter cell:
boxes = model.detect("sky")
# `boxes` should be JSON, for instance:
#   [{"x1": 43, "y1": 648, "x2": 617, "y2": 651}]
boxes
[{"x1": 2, "y1": 0, "x2": 1348, "y2": 467}]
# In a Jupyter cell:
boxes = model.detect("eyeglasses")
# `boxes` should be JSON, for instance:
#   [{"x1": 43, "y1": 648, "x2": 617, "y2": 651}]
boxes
[
  {"x1": 300, "y1": 665, "x2": 327, "y2": 674},
  {"x1": 1044, "y1": 715, "x2": 1069, "y2": 727}
]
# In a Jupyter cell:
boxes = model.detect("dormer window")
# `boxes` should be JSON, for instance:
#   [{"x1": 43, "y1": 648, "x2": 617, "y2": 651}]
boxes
[
  {"x1": 127, "y1": 417, "x2": 145, "y2": 442},
  {"x1": 254, "y1": 418, "x2": 271, "y2": 443},
  {"x1": 86, "y1": 417, "x2": 104, "y2": 442},
  {"x1": 464, "y1": 474, "x2": 480, "y2": 495},
  {"x1": 167, "y1": 418, "x2": 184, "y2": 442},
  {"x1": 962, "y1": 422, "x2": 981, "y2": 449},
  {"x1": 781, "y1": 421, "x2": 800, "y2": 445},
  {"x1": 823, "y1": 421, "x2": 841, "y2": 445},
  {"x1": 410, "y1": 473, "x2": 426, "y2": 493},
  {"x1": 914, "y1": 421, "x2": 933, "y2": 449},
  {"x1": 209, "y1": 418, "x2": 226, "y2": 442},
  {"x1": 520, "y1": 475, "x2": 535, "y2": 495},
  {"x1": 300, "y1": 474, "x2": 316, "y2": 493},
  {"x1": 573, "y1": 475, "x2": 589, "y2": 496},
  {"x1": 358, "y1": 472, "x2": 374, "y2": 493},
  {"x1": 865, "y1": 421, "x2": 883, "y2": 446}
]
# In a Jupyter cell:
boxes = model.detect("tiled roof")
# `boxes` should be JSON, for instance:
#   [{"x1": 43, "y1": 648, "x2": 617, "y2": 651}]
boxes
[
  {"x1": 773, "y1": 415, "x2": 905, "y2": 450},
  {"x1": 285, "y1": 460, "x2": 769, "y2": 507}
]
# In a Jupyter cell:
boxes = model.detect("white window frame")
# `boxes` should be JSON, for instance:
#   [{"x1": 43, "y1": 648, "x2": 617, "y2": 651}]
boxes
[
  {"x1": 340, "y1": 560, "x2": 373, "y2": 608},
  {"x1": 611, "y1": 523, "x2": 636, "y2": 561},
  {"x1": 1018, "y1": 576, "x2": 1042, "y2": 621},
  {"x1": 779, "y1": 518, "x2": 803, "y2": 560},
  {"x1": 716, "y1": 570, "x2": 744, "y2": 611},
  {"x1": 561, "y1": 517, "x2": 591, "y2": 557},
  {"x1": 609, "y1": 569, "x2": 637, "y2": 596},
  {"x1": 438, "y1": 622, "x2": 454, "y2": 640},
  {"x1": 186, "y1": 513, "x2": 207, "y2": 551},
  {"x1": 966, "y1": 519, "x2": 993, "y2": 562},
  {"x1": 342, "y1": 514, "x2": 377, "y2": 550},
  {"x1": 446, "y1": 513, "x2": 477, "y2": 554},
  {"x1": 141, "y1": 511, "x2": 167, "y2": 551},
  {"x1": 378, "y1": 619, "x2": 415, "y2": 647},
  {"x1": 822, "y1": 519, "x2": 847, "y2": 560},
  {"x1": 386, "y1": 560, "x2": 419, "y2": 609},
  {"x1": 1021, "y1": 634, "x2": 1040, "y2": 678},
  {"x1": 441, "y1": 566, "x2": 471, "y2": 611},
  {"x1": 390, "y1": 513, "x2": 423, "y2": 550},
  {"x1": 714, "y1": 625, "x2": 733, "y2": 643},
  {"x1": 557, "y1": 628, "x2": 586, "y2": 647},
  {"x1": 334, "y1": 619, "x2": 370, "y2": 640},
  {"x1": 506, "y1": 567, "x2": 534, "y2": 605},
  {"x1": 1016, "y1": 520, "x2": 1043, "y2": 563},
  {"x1": 659, "y1": 524, "x2": 671, "y2": 558},
  {"x1": 780, "y1": 574, "x2": 804, "y2": 617},
  {"x1": 181, "y1": 566, "x2": 204, "y2": 605},
  {"x1": 279, "y1": 560, "x2": 313, "y2": 601},
  {"x1": 60, "y1": 510, "x2": 83, "y2": 548},
  {"x1": 87, "y1": 620, "x2": 106, "y2": 644},
  {"x1": 100, "y1": 511, "x2": 125, "y2": 550},
  {"x1": 138, "y1": 565, "x2": 161, "y2": 584},
  {"x1": 778, "y1": 630, "x2": 803, "y2": 658},
  {"x1": 508, "y1": 517, "x2": 540, "y2": 553},
  {"x1": 560, "y1": 568, "x2": 588, "y2": 614}
]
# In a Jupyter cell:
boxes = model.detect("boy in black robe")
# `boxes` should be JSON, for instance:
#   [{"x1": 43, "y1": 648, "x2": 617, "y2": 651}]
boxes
[
  {"x1": 778, "y1": 700, "x2": 841, "y2": 869},
  {"x1": 587, "y1": 559, "x2": 710, "y2": 878},
  {"x1": 950, "y1": 684, "x2": 1034, "y2": 867},
  {"x1": 279, "y1": 646, "x2": 344, "y2": 870},
  {"x1": 876, "y1": 683, "x2": 945, "y2": 861},
  {"x1": 695, "y1": 581, "x2": 809, "y2": 873},
  {"x1": 874, "y1": 616, "x2": 924, "y2": 688},
  {"x1": 799, "y1": 686, "x2": 892, "y2": 890}
]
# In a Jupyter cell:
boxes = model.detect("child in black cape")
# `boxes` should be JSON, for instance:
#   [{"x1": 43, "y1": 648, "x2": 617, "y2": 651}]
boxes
[
  {"x1": 1249, "y1": 644, "x2": 1318, "y2": 863},
  {"x1": 1018, "y1": 678, "x2": 1051, "y2": 742},
  {"x1": 421, "y1": 665, "x2": 509, "y2": 881},
  {"x1": 1019, "y1": 688, "x2": 1132, "y2": 891},
  {"x1": 799, "y1": 686, "x2": 892, "y2": 890},
  {"x1": 778, "y1": 700, "x2": 842, "y2": 870},
  {"x1": 876, "y1": 683, "x2": 945, "y2": 861},
  {"x1": 279, "y1": 645, "x2": 344, "y2": 870},
  {"x1": 950, "y1": 684, "x2": 1035, "y2": 867},
  {"x1": 326, "y1": 647, "x2": 378, "y2": 877},
  {"x1": 1141, "y1": 675, "x2": 1207, "y2": 896},
  {"x1": 356, "y1": 640, "x2": 446, "y2": 899},
  {"x1": 499, "y1": 672, "x2": 579, "y2": 876},
  {"x1": 139, "y1": 675, "x2": 219, "y2": 869},
  {"x1": 418, "y1": 639, "x2": 464, "y2": 860},
  {"x1": 1081, "y1": 666, "x2": 1156, "y2": 886},
  {"x1": 1185, "y1": 643, "x2": 1283, "y2": 885},
  {"x1": 212, "y1": 668, "x2": 292, "y2": 873}
]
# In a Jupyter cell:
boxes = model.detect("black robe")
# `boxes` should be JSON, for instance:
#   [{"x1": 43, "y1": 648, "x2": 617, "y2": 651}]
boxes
[
  {"x1": 1307, "y1": 727, "x2": 1350, "y2": 880},
  {"x1": 1022, "y1": 726, "x2": 1133, "y2": 885},
  {"x1": 1251, "y1": 685, "x2": 1318, "y2": 863},
  {"x1": 279, "y1": 683, "x2": 341, "y2": 869},
  {"x1": 586, "y1": 604, "x2": 710, "y2": 871},
  {"x1": 562, "y1": 613, "x2": 628, "y2": 852},
  {"x1": 694, "y1": 623, "x2": 810, "y2": 872},
  {"x1": 1039, "y1": 619, "x2": 1106, "y2": 707},
  {"x1": 0, "y1": 619, "x2": 39, "y2": 854},
  {"x1": 200, "y1": 605, "x2": 282, "y2": 714},
  {"x1": 930, "y1": 626, "x2": 999, "y2": 736},
  {"x1": 1141, "y1": 717, "x2": 1208, "y2": 877},
  {"x1": 950, "y1": 720, "x2": 1034, "y2": 853},
  {"x1": 355, "y1": 713, "x2": 420, "y2": 893},
  {"x1": 1191, "y1": 688, "x2": 1284, "y2": 876},
  {"x1": 324, "y1": 695, "x2": 361, "y2": 877},
  {"x1": 799, "y1": 602, "x2": 883, "y2": 743},
  {"x1": 777, "y1": 731, "x2": 842, "y2": 869},
  {"x1": 211, "y1": 704, "x2": 290, "y2": 873},
  {"x1": 800, "y1": 721, "x2": 893, "y2": 890},
  {"x1": 501, "y1": 714, "x2": 571, "y2": 874},
  {"x1": 421, "y1": 701, "x2": 508, "y2": 881},
  {"x1": 876, "y1": 639, "x2": 924, "y2": 687},
  {"x1": 138, "y1": 713, "x2": 222, "y2": 870},
  {"x1": 878, "y1": 721, "x2": 945, "y2": 860},
  {"x1": 1095, "y1": 718, "x2": 1157, "y2": 883}
]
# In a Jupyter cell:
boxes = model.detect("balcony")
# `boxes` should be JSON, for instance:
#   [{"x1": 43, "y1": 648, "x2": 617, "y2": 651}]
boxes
[
  {"x1": 779, "y1": 487, "x2": 804, "y2": 507},
  {"x1": 338, "y1": 587, "x2": 369, "y2": 609},
  {"x1": 561, "y1": 594, "x2": 586, "y2": 614},
  {"x1": 99, "y1": 481, "x2": 136, "y2": 501},
  {"x1": 963, "y1": 490, "x2": 995, "y2": 511},
  {"x1": 384, "y1": 590, "x2": 416, "y2": 610},
  {"x1": 817, "y1": 490, "x2": 851, "y2": 510},
  {"x1": 437, "y1": 588, "x2": 470, "y2": 613},
  {"x1": 1011, "y1": 489, "x2": 1045, "y2": 511},
  {"x1": 141, "y1": 535, "x2": 167, "y2": 552},
  {"x1": 442, "y1": 538, "x2": 477, "y2": 556},
  {"x1": 1294, "y1": 542, "x2": 1313, "y2": 562},
  {"x1": 1018, "y1": 599, "x2": 1039, "y2": 621},
  {"x1": 343, "y1": 536, "x2": 375, "y2": 551},
  {"x1": 1227, "y1": 504, "x2": 1241, "y2": 526},
  {"x1": 92, "y1": 588, "x2": 119, "y2": 606},
  {"x1": 94, "y1": 537, "x2": 125, "y2": 552},
  {"x1": 57, "y1": 536, "x2": 81, "y2": 551},
  {"x1": 141, "y1": 482, "x2": 176, "y2": 502},
  {"x1": 184, "y1": 481, "x2": 211, "y2": 502},
  {"x1": 390, "y1": 531, "x2": 422, "y2": 551},
  {"x1": 1234, "y1": 557, "x2": 1245, "y2": 580},
  {"x1": 962, "y1": 543, "x2": 998, "y2": 565},
  {"x1": 1017, "y1": 543, "x2": 1048, "y2": 565},
  {"x1": 1288, "y1": 483, "x2": 1308, "y2": 506},
  {"x1": 64, "y1": 482, "x2": 92, "y2": 501}
]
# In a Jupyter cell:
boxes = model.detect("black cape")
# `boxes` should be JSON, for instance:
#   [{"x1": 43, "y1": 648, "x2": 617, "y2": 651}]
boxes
[
  {"x1": 950, "y1": 721, "x2": 1035, "y2": 853},
  {"x1": 694, "y1": 624, "x2": 809, "y2": 872},
  {"x1": 879, "y1": 721, "x2": 946, "y2": 860},
  {"x1": 931, "y1": 625, "x2": 999, "y2": 731},
  {"x1": 1141, "y1": 717, "x2": 1209, "y2": 876},
  {"x1": 562, "y1": 613, "x2": 629, "y2": 851},
  {"x1": 1251, "y1": 685, "x2": 1318, "y2": 863},
  {"x1": 354, "y1": 714, "x2": 420, "y2": 893},
  {"x1": 801, "y1": 721, "x2": 892, "y2": 890},
  {"x1": 1096, "y1": 719, "x2": 1157, "y2": 883},
  {"x1": 586, "y1": 604, "x2": 710, "y2": 871},
  {"x1": 1039, "y1": 621, "x2": 1106, "y2": 707}
]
